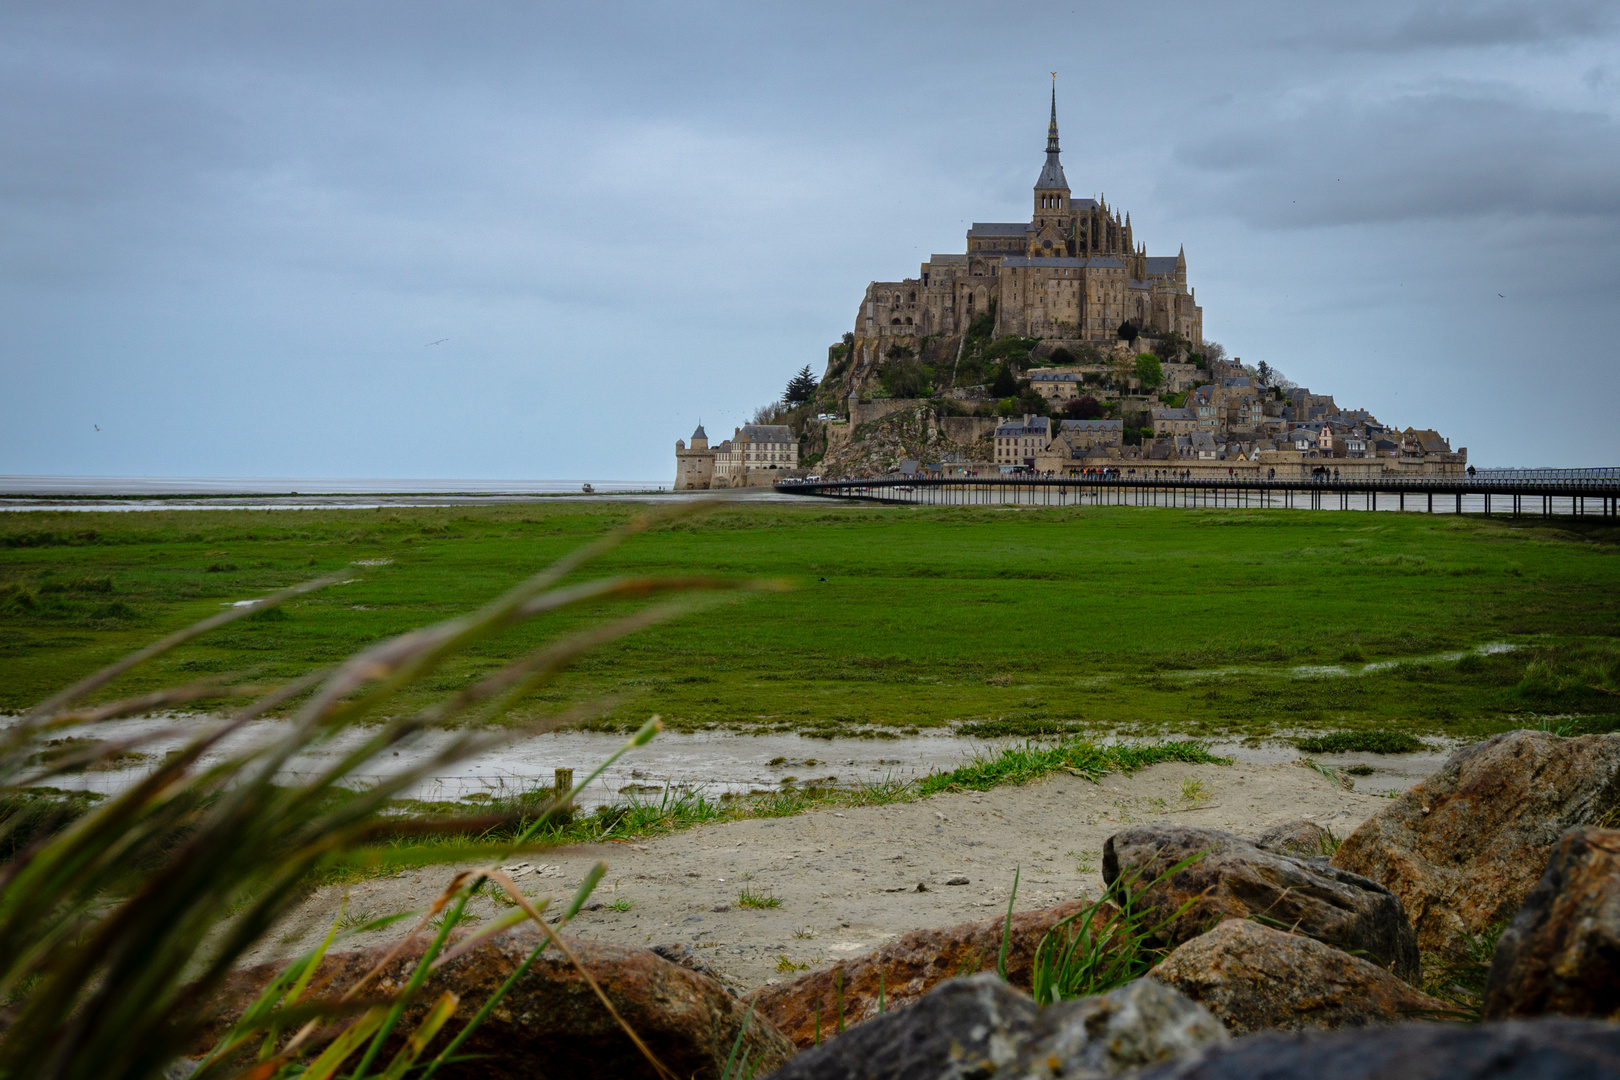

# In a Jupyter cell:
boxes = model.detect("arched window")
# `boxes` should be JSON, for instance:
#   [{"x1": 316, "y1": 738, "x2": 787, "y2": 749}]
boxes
[
  {"x1": 908, "y1": 291, "x2": 916, "y2": 303},
  {"x1": 904, "y1": 316, "x2": 913, "y2": 325},
  {"x1": 891, "y1": 317, "x2": 902, "y2": 325}
]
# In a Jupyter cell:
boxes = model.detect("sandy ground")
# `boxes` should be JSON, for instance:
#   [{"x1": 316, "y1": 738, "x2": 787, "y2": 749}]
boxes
[{"x1": 257, "y1": 760, "x2": 1390, "y2": 992}]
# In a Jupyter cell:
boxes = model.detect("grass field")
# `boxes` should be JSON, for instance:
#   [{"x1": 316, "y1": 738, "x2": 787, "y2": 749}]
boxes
[{"x1": 2, "y1": 501, "x2": 1618, "y2": 742}]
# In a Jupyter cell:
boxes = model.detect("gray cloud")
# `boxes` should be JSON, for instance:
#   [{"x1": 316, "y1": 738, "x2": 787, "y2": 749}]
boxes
[
  {"x1": 1306, "y1": 0, "x2": 1618, "y2": 52},
  {"x1": 1171, "y1": 87, "x2": 1620, "y2": 228},
  {"x1": 1, "y1": 0, "x2": 1618, "y2": 476}
]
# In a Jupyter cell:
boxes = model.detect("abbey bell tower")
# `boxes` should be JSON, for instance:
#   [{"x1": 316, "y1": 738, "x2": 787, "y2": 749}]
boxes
[{"x1": 1030, "y1": 77, "x2": 1074, "y2": 257}]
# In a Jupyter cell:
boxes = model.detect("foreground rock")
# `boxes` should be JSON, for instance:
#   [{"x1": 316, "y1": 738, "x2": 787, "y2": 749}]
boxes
[
  {"x1": 198, "y1": 928, "x2": 792, "y2": 1080},
  {"x1": 766, "y1": 973, "x2": 1226, "y2": 1080},
  {"x1": 1149, "y1": 919, "x2": 1450, "y2": 1035},
  {"x1": 1254, "y1": 820, "x2": 1334, "y2": 859},
  {"x1": 1133, "y1": 1018, "x2": 1620, "y2": 1080},
  {"x1": 1485, "y1": 826, "x2": 1620, "y2": 1020},
  {"x1": 747, "y1": 898, "x2": 1101, "y2": 1047},
  {"x1": 764, "y1": 974, "x2": 1035, "y2": 1080},
  {"x1": 1016, "y1": 977, "x2": 1228, "y2": 1079},
  {"x1": 1102, "y1": 825, "x2": 1419, "y2": 981},
  {"x1": 1332, "y1": 730, "x2": 1620, "y2": 957}
]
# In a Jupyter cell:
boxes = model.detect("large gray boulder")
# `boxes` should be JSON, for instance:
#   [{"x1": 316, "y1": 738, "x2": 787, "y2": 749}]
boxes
[
  {"x1": 1015, "y1": 977, "x2": 1228, "y2": 1079},
  {"x1": 1254, "y1": 820, "x2": 1334, "y2": 859},
  {"x1": 1332, "y1": 730, "x2": 1620, "y2": 957},
  {"x1": 1102, "y1": 825, "x2": 1419, "y2": 981},
  {"x1": 763, "y1": 974, "x2": 1226, "y2": 1080},
  {"x1": 1150, "y1": 919, "x2": 1450, "y2": 1035},
  {"x1": 762, "y1": 973, "x2": 1036, "y2": 1080},
  {"x1": 1133, "y1": 1018, "x2": 1620, "y2": 1080},
  {"x1": 1485, "y1": 826, "x2": 1620, "y2": 1021}
]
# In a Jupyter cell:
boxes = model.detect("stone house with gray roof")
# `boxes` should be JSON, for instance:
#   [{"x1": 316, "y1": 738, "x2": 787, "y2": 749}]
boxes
[
  {"x1": 995, "y1": 414, "x2": 1053, "y2": 468},
  {"x1": 673, "y1": 422, "x2": 798, "y2": 489}
]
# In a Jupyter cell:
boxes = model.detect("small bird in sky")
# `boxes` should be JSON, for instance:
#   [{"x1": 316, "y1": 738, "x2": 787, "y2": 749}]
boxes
[
  {"x1": 1498, "y1": 293, "x2": 1505, "y2": 298},
  {"x1": 94, "y1": 424, "x2": 100, "y2": 431},
  {"x1": 426, "y1": 338, "x2": 449, "y2": 346}
]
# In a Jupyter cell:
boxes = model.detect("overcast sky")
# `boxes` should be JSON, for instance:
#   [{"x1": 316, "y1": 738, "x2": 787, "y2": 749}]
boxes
[{"x1": 2, "y1": 1, "x2": 1617, "y2": 480}]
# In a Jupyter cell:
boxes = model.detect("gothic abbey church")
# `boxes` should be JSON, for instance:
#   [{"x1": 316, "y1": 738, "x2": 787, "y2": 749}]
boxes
[{"x1": 849, "y1": 89, "x2": 1202, "y2": 379}]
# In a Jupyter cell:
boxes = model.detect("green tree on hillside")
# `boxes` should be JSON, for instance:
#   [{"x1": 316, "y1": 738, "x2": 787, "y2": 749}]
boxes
[
  {"x1": 784, "y1": 365, "x2": 818, "y2": 406},
  {"x1": 991, "y1": 364, "x2": 1019, "y2": 398},
  {"x1": 1135, "y1": 353, "x2": 1163, "y2": 391},
  {"x1": 878, "y1": 353, "x2": 930, "y2": 398}
]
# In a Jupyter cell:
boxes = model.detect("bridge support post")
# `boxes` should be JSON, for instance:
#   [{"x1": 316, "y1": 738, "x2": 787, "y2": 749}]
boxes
[{"x1": 1456, "y1": 493, "x2": 1462, "y2": 514}]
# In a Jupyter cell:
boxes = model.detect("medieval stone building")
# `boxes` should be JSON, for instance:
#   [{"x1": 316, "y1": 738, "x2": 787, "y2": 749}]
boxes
[
  {"x1": 674, "y1": 423, "x2": 800, "y2": 490},
  {"x1": 847, "y1": 89, "x2": 1202, "y2": 379}
]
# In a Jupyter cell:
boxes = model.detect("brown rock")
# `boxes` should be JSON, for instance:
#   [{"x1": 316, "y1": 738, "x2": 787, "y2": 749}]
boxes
[
  {"x1": 744, "y1": 898, "x2": 1103, "y2": 1047},
  {"x1": 1484, "y1": 826, "x2": 1620, "y2": 1020},
  {"x1": 1149, "y1": 919, "x2": 1451, "y2": 1035},
  {"x1": 1331, "y1": 731, "x2": 1620, "y2": 957},
  {"x1": 1255, "y1": 819, "x2": 1335, "y2": 858},
  {"x1": 196, "y1": 927, "x2": 792, "y2": 1080},
  {"x1": 1103, "y1": 825, "x2": 1419, "y2": 981}
]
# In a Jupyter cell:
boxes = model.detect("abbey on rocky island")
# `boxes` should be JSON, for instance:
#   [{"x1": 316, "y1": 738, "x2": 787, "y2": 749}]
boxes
[{"x1": 848, "y1": 87, "x2": 1202, "y2": 379}]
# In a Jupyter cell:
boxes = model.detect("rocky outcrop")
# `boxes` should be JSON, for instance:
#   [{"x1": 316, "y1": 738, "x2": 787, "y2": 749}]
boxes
[
  {"x1": 816, "y1": 404, "x2": 986, "y2": 477},
  {"x1": 1102, "y1": 825, "x2": 1419, "y2": 981},
  {"x1": 766, "y1": 973, "x2": 1226, "y2": 1080},
  {"x1": 1015, "y1": 977, "x2": 1228, "y2": 1078},
  {"x1": 1255, "y1": 820, "x2": 1334, "y2": 859},
  {"x1": 1331, "y1": 731, "x2": 1620, "y2": 957},
  {"x1": 1149, "y1": 919, "x2": 1450, "y2": 1035},
  {"x1": 746, "y1": 898, "x2": 1103, "y2": 1047},
  {"x1": 197, "y1": 928, "x2": 792, "y2": 1080},
  {"x1": 1132, "y1": 1019, "x2": 1620, "y2": 1080},
  {"x1": 1485, "y1": 826, "x2": 1620, "y2": 1021}
]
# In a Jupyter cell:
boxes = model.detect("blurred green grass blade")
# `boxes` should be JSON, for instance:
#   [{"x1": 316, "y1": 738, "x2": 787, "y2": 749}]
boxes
[{"x1": 378, "y1": 990, "x2": 459, "y2": 1080}]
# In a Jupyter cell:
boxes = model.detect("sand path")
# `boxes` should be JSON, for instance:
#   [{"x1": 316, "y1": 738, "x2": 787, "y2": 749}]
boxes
[{"x1": 258, "y1": 760, "x2": 1389, "y2": 991}]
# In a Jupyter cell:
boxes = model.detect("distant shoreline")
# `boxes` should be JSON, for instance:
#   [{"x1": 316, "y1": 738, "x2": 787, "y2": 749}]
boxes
[{"x1": 0, "y1": 476, "x2": 666, "y2": 498}]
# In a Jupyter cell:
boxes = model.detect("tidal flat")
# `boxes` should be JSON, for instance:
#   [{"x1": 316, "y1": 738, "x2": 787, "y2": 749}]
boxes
[{"x1": 1, "y1": 500, "x2": 1617, "y2": 742}]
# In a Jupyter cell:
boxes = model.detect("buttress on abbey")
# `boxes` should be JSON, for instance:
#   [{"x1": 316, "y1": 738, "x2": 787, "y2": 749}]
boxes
[{"x1": 849, "y1": 87, "x2": 1202, "y2": 381}]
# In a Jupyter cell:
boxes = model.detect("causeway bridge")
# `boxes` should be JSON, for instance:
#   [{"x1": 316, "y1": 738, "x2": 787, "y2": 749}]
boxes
[{"x1": 778, "y1": 470, "x2": 1620, "y2": 518}]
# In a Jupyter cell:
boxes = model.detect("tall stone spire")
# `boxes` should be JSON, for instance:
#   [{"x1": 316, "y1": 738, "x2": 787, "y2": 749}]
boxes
[
  {"x1": 1035, "y1": 76, "x2": 1068, "y2": 192},
  {"x1": 1047, "y1": 79, "x2": 1060, "y2": 154}
]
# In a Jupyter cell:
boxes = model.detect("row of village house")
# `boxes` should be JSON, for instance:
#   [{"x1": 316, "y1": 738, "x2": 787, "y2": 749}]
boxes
[
  {"x1": 988, "y1": 413, "x2": 1465, "y2": 477},
  {"x1": 988, "y1": 359, "x2": 1467, "y2": 477}
]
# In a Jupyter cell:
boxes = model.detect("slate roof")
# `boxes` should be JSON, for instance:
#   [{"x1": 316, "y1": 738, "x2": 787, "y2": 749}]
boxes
[
  {"x1": 995, "y1": 416, "x2": 1051, "y2": 438},
  {"x1": 1030, "y1": 372, "x2": 1080, "y2": 382},
  {"x1": 691, "y1": 424, "x2": 707, "y2": 440},
  {"x1": 1150, "y1": 408, "x2": 1195, "y2": 421},
  {"x1": 1410, "y1": 429, "x2": 1451, "y2": 453},
  {"x1": 739, "y1": 424, "x2": 794, "y2": 443},
  {"x1": 1060, "y1": 419, "x2": 1123, "y2": 432},
  {"x1": 1143, "y1": 256, "x2": 1181, "y2": 275},
  {"x1": 1036, "y1": 153, "x2": 1068, "y2": 191},
  {"x1": 968, "y1": 223, "x2": 1030, "y2": 237}
]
